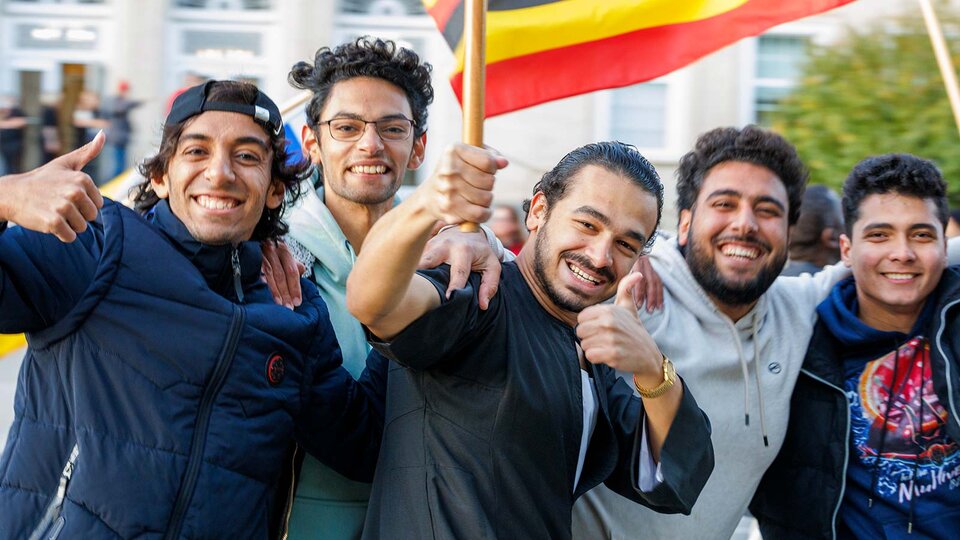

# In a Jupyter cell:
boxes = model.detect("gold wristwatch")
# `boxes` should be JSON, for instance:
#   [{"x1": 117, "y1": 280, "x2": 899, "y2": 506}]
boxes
[{"x1": 633, "y1": 354, "x2": 676, "y2": 399}]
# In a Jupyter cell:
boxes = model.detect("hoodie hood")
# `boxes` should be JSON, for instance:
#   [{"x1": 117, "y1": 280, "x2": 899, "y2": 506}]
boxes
[
  {"x1": 817, "y1": 275, "x2": 936, "y2": 353},
  {"x1": 286, "y1": 176, "x2": 356, "y2": 287},
  {"x1": 651, "y1": 236, "x2": 769, "y2": 331}
]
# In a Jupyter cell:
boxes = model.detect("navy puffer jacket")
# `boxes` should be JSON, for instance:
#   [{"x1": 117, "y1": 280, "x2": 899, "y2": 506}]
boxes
[{"x1": 0, "y1": 200, "x2": 383, "y2": 539}]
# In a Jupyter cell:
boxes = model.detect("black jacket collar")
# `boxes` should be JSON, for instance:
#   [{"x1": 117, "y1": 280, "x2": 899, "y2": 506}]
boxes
[{"x1": 149, "y1": 200, "x2": 262, "y2": 300}]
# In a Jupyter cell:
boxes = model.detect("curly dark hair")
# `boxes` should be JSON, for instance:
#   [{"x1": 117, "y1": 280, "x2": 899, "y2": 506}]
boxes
[
  {"x1": 842, "y1": 153, "x2": 948, "y2": 235},
  {"x1": 133, "y1": 80, "x2": 308, "y2": 241},
  {"x1": 522, "y1": 141, "x2": 664, "y2": 250},
  {"x1": 676, "y1": 125, "x2": 808, "y2": 225},
  {"x1": 289, "y1": 37, "x2": 434, "y2": 138}
]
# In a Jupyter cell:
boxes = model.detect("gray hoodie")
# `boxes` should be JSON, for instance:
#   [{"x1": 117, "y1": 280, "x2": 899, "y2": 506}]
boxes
[{"x1": 572, "y1": 236, "x2": 847, "y2": 539}]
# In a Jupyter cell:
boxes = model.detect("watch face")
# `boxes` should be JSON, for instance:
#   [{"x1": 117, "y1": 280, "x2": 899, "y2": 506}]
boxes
[{"x1": 663, "y1": 358, "x2": 677, "y2": 383}]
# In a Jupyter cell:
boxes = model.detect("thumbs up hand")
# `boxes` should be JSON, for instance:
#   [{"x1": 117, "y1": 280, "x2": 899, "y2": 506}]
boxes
[
  {"x1": 575, "y1": 271, "x2": 664, "y2": 381},
  {"x1": 0, "y1": 131, "x2": 106, "y2": 242}
]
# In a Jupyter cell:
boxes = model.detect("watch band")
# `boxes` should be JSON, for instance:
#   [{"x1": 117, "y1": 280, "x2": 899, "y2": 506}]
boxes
[{"x1": 633, "y1": 354, "x2": 676, "y2": 399}]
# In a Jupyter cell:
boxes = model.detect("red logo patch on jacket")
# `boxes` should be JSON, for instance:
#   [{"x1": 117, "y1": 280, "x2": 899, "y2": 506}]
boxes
[{"x1": 266, "y1": 354, "x2": 285, "y2": 386}]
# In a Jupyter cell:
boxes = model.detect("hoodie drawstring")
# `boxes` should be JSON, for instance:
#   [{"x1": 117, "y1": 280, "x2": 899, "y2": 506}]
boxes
[
  {"x1": 870, "y1": 344, "x2": 900, "y2": 509},
  {"x1": 752, "y1": 312, "x2": 770, "y2": 447},
  {"x1": 907, "y1": 339, "x2": 930, "y2": 534},
  {"x1": 868, "y1": 338, "x2": 930, "y2": 535},
  {"x1": 729, "y1": 311, "x2": 769, "y2": 447}
]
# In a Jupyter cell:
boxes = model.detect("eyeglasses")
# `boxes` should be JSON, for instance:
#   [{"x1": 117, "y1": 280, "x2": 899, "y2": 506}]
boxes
[{"x1": 317, "y1": 116, "x2": 416, "y2": 142}]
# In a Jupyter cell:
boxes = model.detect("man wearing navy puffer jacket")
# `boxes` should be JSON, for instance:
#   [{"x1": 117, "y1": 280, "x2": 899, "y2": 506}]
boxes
[{"x1": 0, "y1": 80, "x2": 384, "y2": 539}]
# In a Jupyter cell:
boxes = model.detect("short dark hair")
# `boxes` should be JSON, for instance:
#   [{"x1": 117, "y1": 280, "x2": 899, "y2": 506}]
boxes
[
  {"x1": 289, "y1": 37, "x2": 434, "y2": 138},
  {"x1": 790, "y1": 184, "x2": 842, "y2": 252},
  {"x1": 676, "y1": 125, "x2": 808, "y2": 225},
  {"x1": 522, "y1": 141, "x2": 664, "y2": 250},
  {"x1": 842, "y1": 153, "x2": 948, "y2": 235},
  {"x1": 134, "y1": 80, "x2": 308, "y2": 241}
]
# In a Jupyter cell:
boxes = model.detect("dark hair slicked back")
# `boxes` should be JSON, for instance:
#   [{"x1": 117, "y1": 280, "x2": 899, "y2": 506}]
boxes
[
  {"x1": 842, "y1": 153, "x2": 948, "y2": 235},
  {"x1": 522, "y1": 141, "x2": 664, "y2": 250},
  {"x1": 676, "y1": 125, "x2": 808, "y2": 225},
  {"x1": 289, "y1": 37, "x2": 434, "y2": 137}
]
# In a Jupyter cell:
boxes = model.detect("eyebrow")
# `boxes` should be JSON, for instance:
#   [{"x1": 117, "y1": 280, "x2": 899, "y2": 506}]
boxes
[
  {"x1": 706, "y1": 189, "x2": 786, "y2": 212},
  {"x1": 573, "y1": 205, "x2": 647, "y2": 245},
  {"x1": 861, "y1": 222, "x2": 940, "y2": 234},
  {"x1": 180, "y1": 133, "x2": 270, "y2": 151},
  {"x1": 326, "y1": 112, "x2": 412, "y2": 122}
]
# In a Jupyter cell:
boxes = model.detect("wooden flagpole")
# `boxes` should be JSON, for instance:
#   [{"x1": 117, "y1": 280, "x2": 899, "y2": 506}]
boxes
[
  {"x1": 460, "y1": 0, "x2": 487, "y2": 232},
  {"x1": 918, "y1": 0, "x2": 960, "y2": 137}
]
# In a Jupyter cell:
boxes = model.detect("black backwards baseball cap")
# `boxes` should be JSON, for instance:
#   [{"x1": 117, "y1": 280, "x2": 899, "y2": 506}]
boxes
[{"x1": 165, "y1": 80, "x2": 283, "y2": 136}]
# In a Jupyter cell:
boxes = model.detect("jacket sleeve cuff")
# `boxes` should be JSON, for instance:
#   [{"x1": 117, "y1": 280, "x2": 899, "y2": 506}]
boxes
[{"x1": 633, "y1": 378, "x2": 714, "y2": 514}]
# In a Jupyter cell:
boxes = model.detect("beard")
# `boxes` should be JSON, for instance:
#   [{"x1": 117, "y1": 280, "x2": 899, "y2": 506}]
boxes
[
  {"x1": 684, "y1": 222, "x2": 787, "y2": 308},
  {"x1": 532, "y1": 215, "x2": 615, "y2": 314}
]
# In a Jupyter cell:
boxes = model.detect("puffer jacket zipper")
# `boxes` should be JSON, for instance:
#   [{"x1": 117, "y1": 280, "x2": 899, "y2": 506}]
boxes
[
  {"x1": 800, "y1": 368, "x2": 850, "y2": 540},
  {"x1": 164, "y1": 305, "x2": 246, "y2": 539}
]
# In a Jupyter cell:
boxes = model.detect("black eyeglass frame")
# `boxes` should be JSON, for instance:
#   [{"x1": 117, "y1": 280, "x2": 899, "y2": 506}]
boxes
[{"x1": 315, "y1": 116, "x2": 417, "y2": 142}]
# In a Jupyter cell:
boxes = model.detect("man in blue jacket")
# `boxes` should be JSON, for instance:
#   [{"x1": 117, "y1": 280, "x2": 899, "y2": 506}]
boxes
[
  {"x1": 0, "y1": 80, "x2": 382, "y2": 539},
  {"x1": 752, "y1": 154, "x2": 960, "y2": 538}
]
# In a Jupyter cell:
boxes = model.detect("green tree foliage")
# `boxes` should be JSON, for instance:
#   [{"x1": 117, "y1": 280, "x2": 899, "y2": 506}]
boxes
[{"x1": 771, "y1": 4, "x2": 960, "y2": 207}]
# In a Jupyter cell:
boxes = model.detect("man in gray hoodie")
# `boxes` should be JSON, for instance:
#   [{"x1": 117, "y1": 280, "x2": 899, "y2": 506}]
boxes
[{"x1": 573, "y1": 126, "x2": 960, "y2": 539}]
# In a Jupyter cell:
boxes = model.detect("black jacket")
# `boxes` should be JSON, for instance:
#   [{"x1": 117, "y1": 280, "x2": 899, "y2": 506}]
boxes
[
  {"x1": 363, "y1": 263, "x2": 714, "y2": 540},
  {"x1": 750, "y1": 267, "x2": 960, "y2": 539}
]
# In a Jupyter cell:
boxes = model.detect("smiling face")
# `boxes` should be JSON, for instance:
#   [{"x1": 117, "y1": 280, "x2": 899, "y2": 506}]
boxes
[
  {"x1": 151, "y1": 110, "x2": 283, "y2": 245},
  {"x1": 303, "y1": 76, "x2": 425, "y2": 208},
  {"x1": 841, "y1": 193, "x2": 947, "y2": 331},
  {"x1": 522, "y1": 164, "x2": 658, "y2": 322},
  {"x1": 678, "y1": 161, "x2": 790, "y2": 318}
]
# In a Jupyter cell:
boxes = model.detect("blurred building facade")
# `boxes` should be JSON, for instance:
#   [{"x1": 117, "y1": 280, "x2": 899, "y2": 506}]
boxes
[{"x1": 0, "y1": 0, "x2": 937, "y2": 225}]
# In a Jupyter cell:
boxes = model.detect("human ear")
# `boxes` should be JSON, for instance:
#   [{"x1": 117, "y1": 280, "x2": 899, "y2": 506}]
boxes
[{"x1": 678, "y1": 209, "x2": 692, "y2": 247}]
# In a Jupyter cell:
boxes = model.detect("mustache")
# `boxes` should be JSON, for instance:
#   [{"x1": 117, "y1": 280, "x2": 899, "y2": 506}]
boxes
[
  {"x1": 563, "y1": 253, "x2": 615, "y2": 282},
  {"x1": 714, "y1": 234, "x2": 771, "y2": 253}
]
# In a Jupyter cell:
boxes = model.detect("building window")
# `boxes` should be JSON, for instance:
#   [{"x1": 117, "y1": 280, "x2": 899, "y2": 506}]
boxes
[
  {"x1": 15, "y1": 22, "x2": 99, "y2": 50},
  {"x1": 339, "y1": 0, "x2": 425, "y2": 16},
  {"x1": 182, "y1": 30, "x2": 261, "y2": 59},
  {"x1": 174, "y1": 0, "x2": 270, "y2": 9},
  {"x1": 8, "y1": 0, "x2": 106, "y2": 3},
  {"x1": 753, "y1": 35, "x2": 808, "y2": 125},
  {"x1": 608, "y1": 82, "x2": 667, "y2": 149}
]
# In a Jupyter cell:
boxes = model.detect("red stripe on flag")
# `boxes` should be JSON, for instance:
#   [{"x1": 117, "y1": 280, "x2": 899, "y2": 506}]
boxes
[
  {"x1": 449, "y1": 0, "x2": 854, "y2": 116},
  {"x1": 425, "y1": 0, "x2": 461, "y2": 32}
]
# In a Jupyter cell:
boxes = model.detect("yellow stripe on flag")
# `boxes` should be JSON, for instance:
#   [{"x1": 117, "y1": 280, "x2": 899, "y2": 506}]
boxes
[
  {"x1": 453, "y1": 0, "x2": 749, "y2": 70},
  {"x1": 0, "y1": 334, "x2": 26, "y2": 357}
]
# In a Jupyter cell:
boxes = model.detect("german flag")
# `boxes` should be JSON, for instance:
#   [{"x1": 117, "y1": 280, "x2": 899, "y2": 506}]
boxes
[{"x1": 425, "y1": 0, "x2": 856, "y2": 117}]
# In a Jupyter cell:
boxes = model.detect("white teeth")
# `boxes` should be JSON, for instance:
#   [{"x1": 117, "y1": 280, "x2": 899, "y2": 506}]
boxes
[
  {"x1": 568, "y1": 262, "x2": 600, "y2": 284},
  {"x1": 885, "y1": 273, "x2": 915, "y2": 280},
  {"x1": 196, "y1": 195, "x2": 238, "y2": 210},
  {"x1": 351, "y1": 165, "x2": 387, "y2": 174},
  {"x1": 721, "y1": 245, "x2": 759, "y2": 259}
]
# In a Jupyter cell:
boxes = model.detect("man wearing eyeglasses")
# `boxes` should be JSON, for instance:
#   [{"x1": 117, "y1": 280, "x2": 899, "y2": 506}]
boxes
[{"x1": 278, "y1": 37, "x2": 506, "y2": 540}]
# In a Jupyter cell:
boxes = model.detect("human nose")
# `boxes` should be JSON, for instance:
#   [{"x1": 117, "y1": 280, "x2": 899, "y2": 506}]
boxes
[
  {"x1": 888, "y1": 236, "x2": 917, "y2": 262},
  {"x1": 204, "y1": 149, "x2": 235, "y2": 185},
  {"x1": 356, "y1": 122, "x2": 385, "y2": 153},
  {"x1": 730, "y1": 207, "x2": 759, "y2": 235},
  {"x1": 585, "y1": 238, "x2": 614, "y2": 269}
]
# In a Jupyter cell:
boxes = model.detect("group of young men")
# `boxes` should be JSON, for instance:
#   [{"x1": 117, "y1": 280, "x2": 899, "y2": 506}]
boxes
[{"x1": 1, "y1": 36, "x2": 959, "y2": 539}]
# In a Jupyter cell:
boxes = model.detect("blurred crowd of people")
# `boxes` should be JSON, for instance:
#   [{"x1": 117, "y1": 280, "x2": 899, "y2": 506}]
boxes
[{"x1": 0, "y1": 81, "x2": 141, "y2": 183}]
